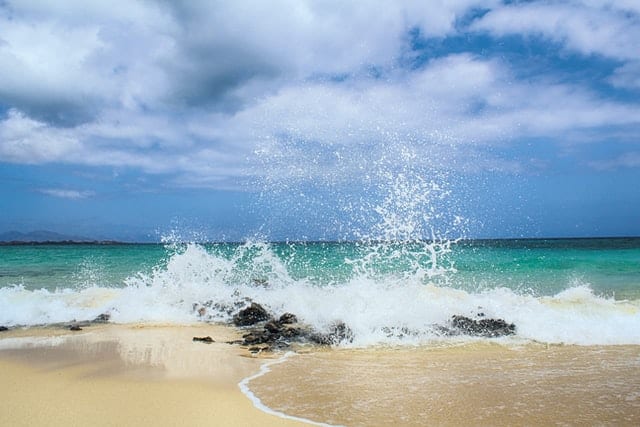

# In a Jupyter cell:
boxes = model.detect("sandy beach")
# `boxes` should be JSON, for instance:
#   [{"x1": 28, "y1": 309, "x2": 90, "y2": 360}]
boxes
[
  {"x1": 2, "y1": 324, "x2": 640, "y2": 426},
  {"x1": 252, "y1": 342, "x2": 640, "y2": 426},
  {"x1": 0, "y1": 324, "x2": 304, "y2": 427}
]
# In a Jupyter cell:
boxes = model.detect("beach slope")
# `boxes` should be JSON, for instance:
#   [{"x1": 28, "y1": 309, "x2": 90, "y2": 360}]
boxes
[{"x1": 0, "y1": 324, "x2": 304, "y2": 427}]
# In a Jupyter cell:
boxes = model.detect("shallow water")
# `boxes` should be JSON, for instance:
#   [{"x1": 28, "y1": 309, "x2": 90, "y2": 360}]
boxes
[{"x1": 249, "y1": 343, "x2": 640, "y2": 426}]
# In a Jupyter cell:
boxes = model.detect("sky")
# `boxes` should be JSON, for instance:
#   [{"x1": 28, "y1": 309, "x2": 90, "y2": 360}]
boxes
[{"x1": 1, "y1": 0, "x2": 639, "y2": 241}]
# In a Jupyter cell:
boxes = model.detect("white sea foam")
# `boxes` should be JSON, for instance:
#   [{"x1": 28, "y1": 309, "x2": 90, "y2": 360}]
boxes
[{"x1": 1, "y1": 243, "x2": 639, "y2": 346}]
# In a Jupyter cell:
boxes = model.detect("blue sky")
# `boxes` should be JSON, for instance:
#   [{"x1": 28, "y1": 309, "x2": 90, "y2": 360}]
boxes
[{"x1": 1, "y1": 1, "x2": 639, "y2": 241}]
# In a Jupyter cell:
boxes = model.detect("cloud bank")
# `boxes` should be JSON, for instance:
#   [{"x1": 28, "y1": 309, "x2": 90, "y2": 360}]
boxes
[{"x1": 1, "y1": 0, "x2": 639, "y2": 190}]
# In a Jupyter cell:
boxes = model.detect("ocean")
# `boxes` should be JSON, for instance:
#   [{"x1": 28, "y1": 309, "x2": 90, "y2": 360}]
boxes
[{"x1": 1, "y1": 238, "x2": 639, "y2": 346}]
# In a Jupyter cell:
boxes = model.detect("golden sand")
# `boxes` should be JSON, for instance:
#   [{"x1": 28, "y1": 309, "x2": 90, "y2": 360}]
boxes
[
  {"x1": 3, "y1": 325, "x2": 639, "y2": 426},
  {"x1": 0, "y1": 324, "x2": 304, "y2": 427},
  {"x1": 251, "y1": 343, "x2": 640, "y2": 426}
]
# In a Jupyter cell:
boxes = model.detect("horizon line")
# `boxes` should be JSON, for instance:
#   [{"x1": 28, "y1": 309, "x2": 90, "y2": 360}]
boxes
[{"x1": 1, "y1": 235, "x2": 640, "y2": 246}]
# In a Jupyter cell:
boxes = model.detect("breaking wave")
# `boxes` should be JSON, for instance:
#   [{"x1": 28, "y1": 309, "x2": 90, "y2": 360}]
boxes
[{"x1": 1, "y1": 241, "x2": 639, "y2": 346}]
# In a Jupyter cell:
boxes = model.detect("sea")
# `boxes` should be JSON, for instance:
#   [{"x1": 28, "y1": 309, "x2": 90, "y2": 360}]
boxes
[{"x1": 1, "y1": 238, "x2": 639, "y2": 346}]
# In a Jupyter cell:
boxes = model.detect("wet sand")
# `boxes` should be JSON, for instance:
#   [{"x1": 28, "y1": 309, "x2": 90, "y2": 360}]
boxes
[
  {"x1": 0, "y1": 324, "x2": 304, "y2": 427},
  {"x1": 250, "y1": 342, "x2": 640, "y2": 426},
  {"x1": 2, "y1": 325, "x2": 639, "y2": 426}
]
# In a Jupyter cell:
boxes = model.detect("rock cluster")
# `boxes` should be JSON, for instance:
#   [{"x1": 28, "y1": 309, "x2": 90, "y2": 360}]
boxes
[
  {"x1": 227, "y1": 302, "x2": 353, "y2": 353},
  {"x1": 441, "y1": 315, "x2": 516, "y2": 337},
  {"x1": 232, "y1": 303, "x2": 271, "y2": 326},
  {"x1": 222, "y1": 301, "x2": 516, "y2": 353}
]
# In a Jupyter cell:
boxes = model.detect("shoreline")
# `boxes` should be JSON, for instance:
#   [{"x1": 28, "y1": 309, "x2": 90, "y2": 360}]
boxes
[
  {"x1": 2, "y1": 324, "x2": 639, "y2": 426},
  {"x1": 0, "y1": 323, "x2": 306, "y2": 427},
  {"x1": 239, "y1": 352, "x2": 336, "y2": 427}
]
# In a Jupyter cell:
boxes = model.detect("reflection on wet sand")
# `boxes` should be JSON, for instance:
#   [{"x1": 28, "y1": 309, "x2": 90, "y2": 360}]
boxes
[
  {"x1": 0, "y1": 324, "x2": 259, "y2": 381},
  {"x1": 0, "y1": 324, "x2": 304, "y2": 427}
]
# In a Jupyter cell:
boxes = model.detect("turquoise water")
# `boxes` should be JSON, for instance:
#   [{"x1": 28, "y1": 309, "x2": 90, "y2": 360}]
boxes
[
  {"x1": 0, "y1": 244, "x2": 167, "y2": 291},
  {"x1": 451, "y1": 238, "x2": 640, "y2": 300},
  {"x1": 1, "y1": 238, "x2": 639, "y2": 345},
  {"x1": 1, "y1": 239, "x2": 639, "y2": 299}
]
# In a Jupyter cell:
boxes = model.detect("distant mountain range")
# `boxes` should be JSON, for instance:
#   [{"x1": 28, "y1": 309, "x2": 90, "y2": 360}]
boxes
[{"x1": 0, "y1": 230, "x2": 98, "y2": 243}]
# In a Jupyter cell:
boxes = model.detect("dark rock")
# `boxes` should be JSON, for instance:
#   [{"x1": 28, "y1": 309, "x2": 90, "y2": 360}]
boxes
[
  {"x1": 449, "y1": 315, "x2": 515, "y2": 337},
  {"x1": 309, "y1": 321, "x2": 354, "y2": 345},
  {"x1": 242, "y1": 330, "x2": 272, "y2": 345},
  {"x1": 381, "y1": 326, "x2": 418, "y2": 339},
  {"x1": 232, "y1": 303, "x2": 271, "y2": 326},
  {"x1": 236, "y1": 319, "x2": 306, "y2": 349},
  {"x1": 242, "y1": 332, "x2": 259, "y2": 344},
  {"x1": 192, "y1": 297, "x2": 254, "y2": 322},
  {"x1": 69, "y1": 325, "x2": 82, "y2": 331},
  {"x1": 264, "y1": 320, "x2": 282, "y2": 334},
  {"x1": 192, "y1": 336, "x2": 215, "y2": 344},
  {"x1": 279, "y1": 325, "x2": 304, "y2": 339},
  {"x1": 228, "y1": 303, "x2": 353, "y2": 351},
  {"x1": 278, "y1": 313, "x2": 298, "y2": 324},
  {"x1": 0, "y1": 326, "x2": 8, "y2": 332},
  {"x1": 92, "y1": 313, "x2": 110, "y2": 323},
  {"x1": 330, "y1": 321, "x2": 354, "y2": 344}
]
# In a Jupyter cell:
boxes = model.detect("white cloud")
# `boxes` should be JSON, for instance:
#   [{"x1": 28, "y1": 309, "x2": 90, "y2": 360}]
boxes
[
  {"x1": 471, "y1": 1, "x2": 640, "y2": 61},
  {"x1": 0, "y1": 0, "x2": 639, "y2": 189},
  {"x1": 0, "y1": 0, "x2": 503, "y2": 119},
  {"x1": 0, "y1": 1, "x2": 174, "y2": 125},
  {"x1": 38, "y1": 188, "x2": 95, "y2": 199},
  {"x1": 0, "y1": 109, "x2": 82, "y2": 162},
  {"x1": 610, "y1": 61, "x2": 640, "y2": 90},
  {"x1": 588, "y1": 152, "x2": 640, "y2": 171},
  {"x1": 242, "y1": 53, "x2": 640, "y2": 144},
  {"x1": 3, "y1": 47, "x2": 640, "y2": 186}
]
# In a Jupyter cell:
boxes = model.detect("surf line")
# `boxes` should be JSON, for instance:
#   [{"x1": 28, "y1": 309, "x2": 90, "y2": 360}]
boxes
[{"x1": 238, "y1": 351, "x2": 340, "y2": 427}]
